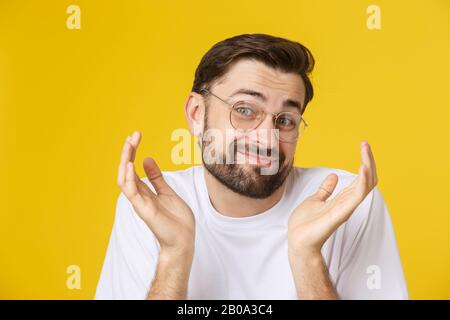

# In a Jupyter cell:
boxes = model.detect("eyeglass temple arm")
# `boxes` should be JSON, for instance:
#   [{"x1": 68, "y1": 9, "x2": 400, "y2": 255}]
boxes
[
  {"x1": 201, "y1": 88, "x2": 308, "y2": 127},
  {"x1": 199, "y1": 88, "x2": 232, "y2": 106}
]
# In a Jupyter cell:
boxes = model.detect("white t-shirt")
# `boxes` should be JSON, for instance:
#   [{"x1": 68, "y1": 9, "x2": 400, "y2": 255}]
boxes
[{"x1": 95, "y1": 165, "x2": 408, "y2": 299}]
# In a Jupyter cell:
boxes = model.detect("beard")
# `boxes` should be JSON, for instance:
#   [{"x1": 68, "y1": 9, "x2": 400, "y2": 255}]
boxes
[{"x1": 201, "y1": 122, "x2": 293, "y2": 199}]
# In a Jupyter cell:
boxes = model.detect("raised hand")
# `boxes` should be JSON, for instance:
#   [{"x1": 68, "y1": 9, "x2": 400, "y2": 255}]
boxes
[
  {"x1": 288, "y1": 141, "x2": 378, "y2": 257},
  {"x1": 117, "y1": 131, "x2": 196, "y2": 256}
]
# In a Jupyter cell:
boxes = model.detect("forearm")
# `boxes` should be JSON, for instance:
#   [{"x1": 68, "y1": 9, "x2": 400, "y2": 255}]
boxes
[
  {"x1": 288, "y1": 249, "x2": 338, "y2": 300},
  {"x1": 147, "y1": 250, "x2": 194, "y2": 299}
]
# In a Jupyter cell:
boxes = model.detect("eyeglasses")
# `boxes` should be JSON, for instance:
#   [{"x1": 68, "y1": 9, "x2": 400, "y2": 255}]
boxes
[{"x1": 200, "y1": 88, "x2": 308, "y2": 143}]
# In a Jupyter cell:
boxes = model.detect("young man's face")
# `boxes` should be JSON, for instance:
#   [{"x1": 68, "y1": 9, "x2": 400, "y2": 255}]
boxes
[{"x1": 200, "y1": 58, "x2": 307, "y2": 199}]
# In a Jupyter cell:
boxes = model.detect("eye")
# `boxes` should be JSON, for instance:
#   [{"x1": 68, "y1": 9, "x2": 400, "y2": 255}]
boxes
[
  {"x1": 235, "y1": 105, "x2": 256, "y2": 118},
  {"x1": 276, "y1": 115, "x2": 296, "y2": 129}
]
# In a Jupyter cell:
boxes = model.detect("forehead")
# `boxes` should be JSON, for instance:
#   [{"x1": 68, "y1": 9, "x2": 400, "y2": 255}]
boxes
[{"x1": 213, "y1": 58, "x2": 306, "y2": 103}]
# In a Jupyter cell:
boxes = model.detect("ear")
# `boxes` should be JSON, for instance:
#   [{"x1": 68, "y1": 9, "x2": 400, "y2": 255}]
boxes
[{"x1": 184, "y1": 92, "x2": 205, "y2": 137}]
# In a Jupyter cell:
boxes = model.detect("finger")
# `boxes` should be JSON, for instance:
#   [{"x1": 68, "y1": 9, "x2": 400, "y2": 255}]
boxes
[
  {"x1": 345, "y1": 143, "x2": 374, "y2": 204},
  {"x1": 119, "y1": 139, "x2": 150, "y2": 194},
  {"x1": 123, "y1": 161, "x2": 148, "y2": 212},
  {"x1": 127, "y1": 132, "x2": 145, "y2": 183},
  {"x1": 134, "y1": 169, "x2": 157, "y2": 199},
  {"x1": 312, "y1": 173, "x2": 339, "y2": 201},
  {"x1": 360, "y1": 141, "x2": 373, "y2": 187},
  {"x1": 118, "y1": 136, "x2": 133, "y2": 186},
  {"x1": 129, "y1": 130, "x2": 142, "y2": 162},
  {"x1": 143, "y1": 157, "x2": 173, "y2": 195},
  {"x1": 366, "y1": 142, "x2": 378, "y2": 186}
]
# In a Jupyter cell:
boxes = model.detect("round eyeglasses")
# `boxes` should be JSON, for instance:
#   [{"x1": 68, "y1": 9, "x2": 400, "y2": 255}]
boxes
[{"x1": 200, "y1": 88, "x2": 308, "y2": 143}]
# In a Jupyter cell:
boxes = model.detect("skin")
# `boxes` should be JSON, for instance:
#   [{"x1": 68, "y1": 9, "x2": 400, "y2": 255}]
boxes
[
  {"x1": 186, "y1": 59, "x2": 304, "y2": 216},
  {"x1": 118, "y1": 133, "x2": 195, "y2": 299},
  {"x1": 117, "y1": 59, "x2": 378, "y2": 299}
]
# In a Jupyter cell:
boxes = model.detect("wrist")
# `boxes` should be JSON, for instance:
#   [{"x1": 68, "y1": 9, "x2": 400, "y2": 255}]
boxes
[
  {"x1": 156, "y1": 249, "x2": 194, "y2": 287},
  {"x1": 159, "y1": 247, "x2": 194, "y2": 267},
  {"x1": 288, "y1": 245, "x2": 322, "y2": 262},
  {"x1": 148, "y1": 249, "x2": 193, "y2": 300}
]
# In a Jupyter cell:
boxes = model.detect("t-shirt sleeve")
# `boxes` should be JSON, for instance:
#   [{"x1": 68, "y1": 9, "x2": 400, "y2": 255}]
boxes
[
  {"x1": 95, "y1": 191, "x2": 160, "y2": 299},
  {"x1": 334, "y1": 186, "x2": 409, "y2": 299}
]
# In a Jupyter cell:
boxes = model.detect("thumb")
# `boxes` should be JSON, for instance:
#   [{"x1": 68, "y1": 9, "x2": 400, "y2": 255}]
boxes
[
  {"x1": 312, "y1": 173, "x2": 339, "y2": 201},
  {"x1": 143, "y1": 157, "x2": 173, "y2": 195}
]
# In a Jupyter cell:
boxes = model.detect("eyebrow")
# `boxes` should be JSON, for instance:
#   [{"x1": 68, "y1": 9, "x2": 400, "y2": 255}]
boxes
[{"x1": 229, "y1": 88, "x2": 303, "y2": 113}]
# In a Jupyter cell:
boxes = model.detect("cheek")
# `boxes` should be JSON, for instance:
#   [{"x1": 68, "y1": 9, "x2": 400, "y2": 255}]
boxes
[
  {"x1": 280, "y1": 144, "x2": 296, "y2": 161},
  {"x1": 206, "y1": 106, "x2": 232, "y2": 130},
  {"x1": 202, "y1": 110, "x2": 231, "y2": 152}
]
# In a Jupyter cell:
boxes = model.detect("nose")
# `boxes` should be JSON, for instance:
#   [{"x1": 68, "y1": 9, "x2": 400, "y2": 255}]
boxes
[{"x1": 251, "y1": 113, "x2": 279, "y2": 149}]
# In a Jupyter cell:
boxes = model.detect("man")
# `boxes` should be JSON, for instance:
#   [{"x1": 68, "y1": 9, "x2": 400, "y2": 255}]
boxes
[{"x1": 95, "y1": 34, "x2": 408, "y2": 299}]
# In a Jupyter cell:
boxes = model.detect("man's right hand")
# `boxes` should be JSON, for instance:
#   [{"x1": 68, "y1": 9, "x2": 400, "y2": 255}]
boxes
[{"x1": 117, "y1": 131, "x2": 196, "y2": 257}]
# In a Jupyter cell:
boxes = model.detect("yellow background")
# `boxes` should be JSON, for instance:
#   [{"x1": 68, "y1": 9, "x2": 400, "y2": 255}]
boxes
[{"x1": 0, "y1": 0, "x2": 449, "y2": 299}]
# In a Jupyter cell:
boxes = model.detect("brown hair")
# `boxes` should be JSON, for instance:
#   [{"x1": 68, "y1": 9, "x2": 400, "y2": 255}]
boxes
[{"x1": 192, "y1": 33, "x2": 315, "y2": 113}]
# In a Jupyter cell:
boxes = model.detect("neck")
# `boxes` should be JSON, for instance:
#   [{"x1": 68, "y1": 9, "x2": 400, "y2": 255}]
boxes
[{"x1": 203, "y1": 168, "x2": 287, "y2": 218}]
